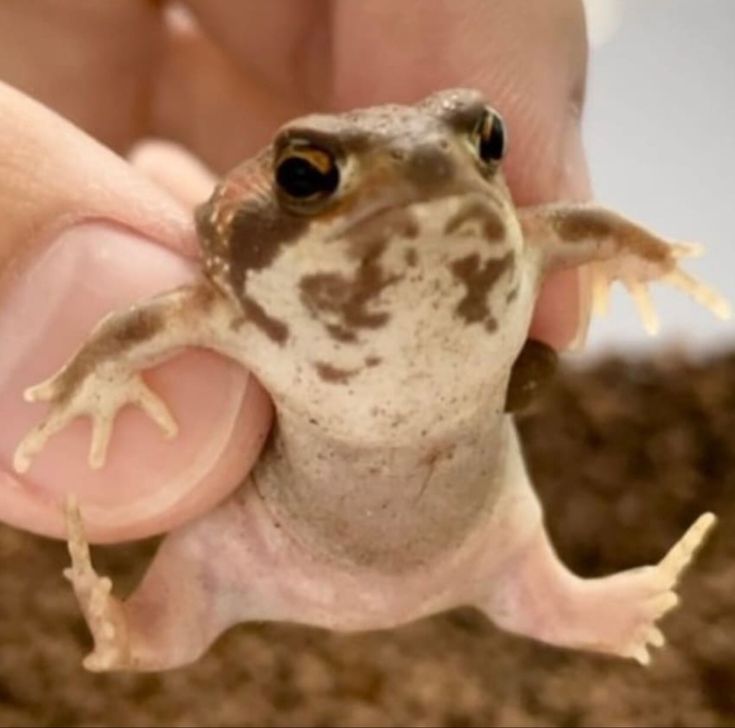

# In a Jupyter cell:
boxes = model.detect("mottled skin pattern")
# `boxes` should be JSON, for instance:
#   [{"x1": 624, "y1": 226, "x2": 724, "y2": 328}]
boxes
[{"x1": 13, "y1": 89, "x2": 730, "y2": 672}]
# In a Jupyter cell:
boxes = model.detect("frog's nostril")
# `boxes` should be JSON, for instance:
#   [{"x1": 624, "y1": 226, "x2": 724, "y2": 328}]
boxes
[{"x1": 406, "y1": 144, "x2": 454, "y2": 190}]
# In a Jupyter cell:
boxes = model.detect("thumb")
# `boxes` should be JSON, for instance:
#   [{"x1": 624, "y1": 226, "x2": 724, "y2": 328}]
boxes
[{"x1": 0, "y1": 83, "x2": 271, "y2": 543}]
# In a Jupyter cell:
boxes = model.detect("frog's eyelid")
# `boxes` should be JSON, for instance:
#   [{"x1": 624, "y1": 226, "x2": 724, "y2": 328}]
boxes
[{"x1": 439, "y1": 102, "x2": 500, "y2": 134}]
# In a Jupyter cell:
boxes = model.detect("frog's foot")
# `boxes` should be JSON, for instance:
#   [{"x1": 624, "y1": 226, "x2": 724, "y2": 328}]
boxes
[
  {"x1": 479, "y1": 513, "x2": 716, "y2": 665},
  {"x1": 581, "y1": 512, "x2": 715, "y2": 664},
  {"x1": 14, "y1": 366, "x2": 177, "y2": 473},
  {"x1": 64, "y1": 497, "x2": 132, "y2": 672},
  {"x1": 589, "y1": 241, "x2": 731, "y2": 334}
]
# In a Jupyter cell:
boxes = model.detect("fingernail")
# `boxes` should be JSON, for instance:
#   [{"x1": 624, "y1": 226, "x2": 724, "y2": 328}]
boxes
[
  {"x1": 0, "y1": 222, "x2": 197, "y2": 472},
  {"x1": 0, "y1": 222, "x2": 196, "y2": 389}
]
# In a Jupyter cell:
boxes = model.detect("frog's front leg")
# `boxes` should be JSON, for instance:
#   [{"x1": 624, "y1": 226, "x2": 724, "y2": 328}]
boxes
[
  {"x1": 13, "y1": 281, "x2": 239, "y2": 473},
  {"x1": 475, "y1": 511, "x2": 715, "y2": 665},
  {"x1": 520, "y1": 204, "x2": 731, "y2": 334}
]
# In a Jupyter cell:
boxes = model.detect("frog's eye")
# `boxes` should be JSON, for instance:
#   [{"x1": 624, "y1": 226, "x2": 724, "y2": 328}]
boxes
[
  {"x1": 471, "y1": 108, "x2": 506, "y2": 166},
  {"x1": 275, "y1": 143, "x2": 340, "y2": 203}
]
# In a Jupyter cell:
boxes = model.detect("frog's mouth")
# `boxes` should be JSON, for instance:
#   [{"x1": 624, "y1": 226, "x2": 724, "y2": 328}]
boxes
[
  {"x1": 326, "y1": 191, "x2": 506, "y2": 250},
  {"x1": 325, "y1": 201, "x2": 418, "y2": 247}
]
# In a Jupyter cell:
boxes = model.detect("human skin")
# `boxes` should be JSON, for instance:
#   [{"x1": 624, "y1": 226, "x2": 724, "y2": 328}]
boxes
[{"x1": 0, "y1": 0, "x2": 590, "y2": 541}]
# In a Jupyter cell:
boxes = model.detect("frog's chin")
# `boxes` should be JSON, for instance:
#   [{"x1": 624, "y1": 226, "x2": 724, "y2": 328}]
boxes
[{"x1": 270, "y1": 369, "x2": 511, "y2": 450}]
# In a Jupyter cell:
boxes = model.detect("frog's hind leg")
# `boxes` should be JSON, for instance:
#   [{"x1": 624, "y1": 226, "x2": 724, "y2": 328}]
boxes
[
  {"x1": 64, "y1": 497, "x2": 221, "y2": 672},
  {"x1": 474, "y1": 511, "x2": 715, "y2": 665},
  {"x1": 64, "y1": 494, "x2": 280, "y2": 672}
]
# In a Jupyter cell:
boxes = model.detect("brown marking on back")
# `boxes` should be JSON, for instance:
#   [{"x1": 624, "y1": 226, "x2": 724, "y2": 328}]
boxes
[
  {"x1": 300, "y1": 243, "x2": 402, "y2": 341},
  {"x1": 444, "y1": 200, "x2": 505, "y2": 241},
  {"x1": 504, "y1": 338, "x2": 558, "y2": 413},
  {"x1": 405, "y1": 248, "x2": 418, "y2": 267},
  {"x1": 450, "y1": 252, "x2": 514, "y2": 328},
  {"x1": 365, "y1": 355, "x2": 382, "y2": 367},
  {"x1": 314, "y1": 362, "x2": 358, "y2": 384},
  {"x1": 241, "y1": 296, "x2": 289, "y2": 344}
]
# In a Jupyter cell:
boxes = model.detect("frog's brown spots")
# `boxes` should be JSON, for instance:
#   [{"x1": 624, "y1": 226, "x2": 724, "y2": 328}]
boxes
[
  {"x1": 242, "y1": 295, "x2": 289, "y2": 344},
  {"x1": 314, "y1": 362, "x2": 358, "y2": 384},
  {"x1": 345, "y1": 207, "x2": 420, "y2": 258},
  {"x1": 195, "y1": 152, "x2": 309, "y2": 299},
  {"x1": 229, "y1": 202, "x2": 307, "y2": 294},
  {"x1": 326, "y1": 324, "x2": 357, "y2": 343},
  {"x1": 450, "y1": 252, "x2": 514, "y2": 330},
  {"x1": 52, "y1": 307, "x2": 165, "y2": 405},
  {"x1": 365, "y1": 355, "x2": 382, "y2": 367},
  {"x1": 444, "y1": 201, "x2": 505, "y2": 242},
  {"x1": 504, "y1": 339, "x2": 558, "y2": 413},
  {"x1": 190, "y1": 281, "x2": 221, "y2": 311},
  {"x1": 300, "y1": 243, "x2": 402, "y2": 341},
  {"x1": 554, "y1": 209, "x2": 612, "y2": 242},
  {"x1": 405, "y1": 248, "x2": 418, "y2": 267}
]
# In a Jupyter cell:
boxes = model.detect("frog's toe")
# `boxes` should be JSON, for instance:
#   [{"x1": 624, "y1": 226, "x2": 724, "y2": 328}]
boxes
[
  {"x1": 664, "y1": 267, "x2": 731, "y2": 321},
  {"x1": 13, "y1": 413, "x2": 68, "y2": 473},
  {"x1": 89, "y1": 415, "x2": 114, "y2": 469},
  {"x1": 659, "y1": 512, "x2": 717, "y2": 582},
  {"x1": 622, "y1": 275, "x2": 659, "y2": 335},
  {"x1": 130, "y1": 376, "x2": 178, "y2": 438}
]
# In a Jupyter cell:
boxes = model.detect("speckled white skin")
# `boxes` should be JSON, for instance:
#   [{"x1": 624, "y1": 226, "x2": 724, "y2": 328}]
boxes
[{"x1": 15, "y1": 89, "x2": 727, "y2": 671}]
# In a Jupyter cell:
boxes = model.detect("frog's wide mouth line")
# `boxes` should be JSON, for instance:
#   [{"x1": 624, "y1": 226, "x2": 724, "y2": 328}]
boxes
[
  {"x1": 326, "y1": 191, "x2": 501, "y2": 243},
  {"x1": 325, "y1": 201, "x2": 411, "y2": 242}
]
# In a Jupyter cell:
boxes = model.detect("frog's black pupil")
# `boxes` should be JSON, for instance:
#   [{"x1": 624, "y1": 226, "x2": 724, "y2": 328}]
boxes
[
  {"x1": 479, "y1": 112, "x2": 505, "y2": 163},
  {"x1": 276, "y1": 154, "x2": 339, "y2": 199}
]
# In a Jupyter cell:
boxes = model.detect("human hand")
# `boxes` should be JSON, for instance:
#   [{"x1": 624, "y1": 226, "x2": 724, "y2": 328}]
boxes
[{"x1": 0, "y1": 0, "x2": 590, "y2": 541}]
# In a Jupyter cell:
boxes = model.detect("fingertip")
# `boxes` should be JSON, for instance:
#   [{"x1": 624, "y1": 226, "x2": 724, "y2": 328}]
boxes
[{"x1": 128, "y1": 139, "x2": 217, "y2": 208}]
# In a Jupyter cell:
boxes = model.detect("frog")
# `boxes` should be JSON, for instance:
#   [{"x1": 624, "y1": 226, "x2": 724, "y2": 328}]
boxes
[{"x1": 12, "y1": 88, "x2": 730, "y2": 672}]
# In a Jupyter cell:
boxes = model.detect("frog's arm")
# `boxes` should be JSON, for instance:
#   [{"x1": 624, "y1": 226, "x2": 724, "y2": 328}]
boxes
[
  {"x1": 518, "y1": 204, "x2": 731, "y2": 334},
  {"x1": 13, "y1": 281, "x2": 242, "y2": 473}
]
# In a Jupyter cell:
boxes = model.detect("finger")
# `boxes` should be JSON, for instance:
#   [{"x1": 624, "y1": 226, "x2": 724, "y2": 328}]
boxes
[
  {"x1": 178, "y1": 0, "x2": 588, "y2": 201},
  {"x1": 152, "y1": 3, "x2": 304, "y2": 173},
  {"x1": 0, "y1": 0, "x2": 163, "y2": 151},
  {"x1": 0, "y1": 83, "x2": 272, "y2": 543},
  {"x1": 128, "y1": 139, "x2": 218, "y2": 208}
]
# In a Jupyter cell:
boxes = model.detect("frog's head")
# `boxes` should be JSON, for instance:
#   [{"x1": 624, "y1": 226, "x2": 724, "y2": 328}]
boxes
[{"x1": 197, "y1": 89, "x2": 536, "y2": 441}]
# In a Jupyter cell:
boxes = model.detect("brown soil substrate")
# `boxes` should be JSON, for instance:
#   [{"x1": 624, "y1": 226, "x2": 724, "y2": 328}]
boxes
[{"x1": 2, "y1": 352, "x2": 735, "y2": 728}]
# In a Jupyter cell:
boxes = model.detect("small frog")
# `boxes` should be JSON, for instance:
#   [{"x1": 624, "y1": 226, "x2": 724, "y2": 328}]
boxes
[{"x1": 13, "y1": 89, "x2": 730, "y2": 672}]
